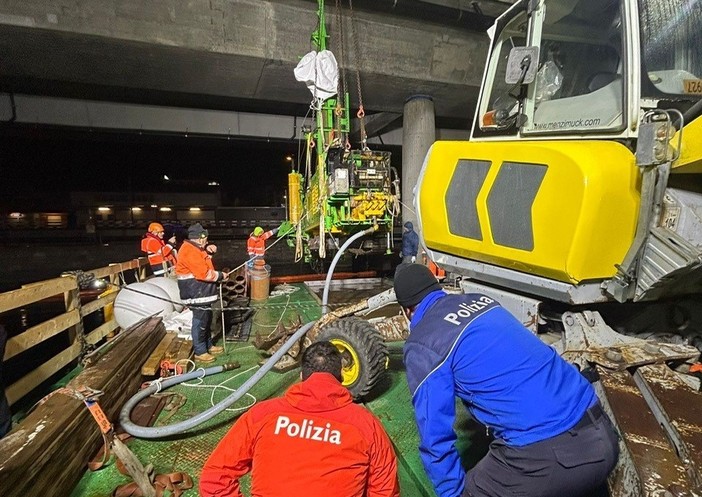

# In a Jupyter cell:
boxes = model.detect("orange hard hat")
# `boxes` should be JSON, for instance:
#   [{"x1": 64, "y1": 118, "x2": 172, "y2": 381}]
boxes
[{"x1": 148, "y1": 222, "x2": 164, "y2": 233}]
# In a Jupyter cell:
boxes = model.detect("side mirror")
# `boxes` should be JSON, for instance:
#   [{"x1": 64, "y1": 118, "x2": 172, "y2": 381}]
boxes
[{"x1": 505, "y1": 46, "x2": 540, "y2": 85}]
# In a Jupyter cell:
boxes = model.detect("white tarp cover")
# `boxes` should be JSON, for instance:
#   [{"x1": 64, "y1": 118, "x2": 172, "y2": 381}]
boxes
[{"x1": 294, "y1": 50, "x2": 339, "y2": 101}]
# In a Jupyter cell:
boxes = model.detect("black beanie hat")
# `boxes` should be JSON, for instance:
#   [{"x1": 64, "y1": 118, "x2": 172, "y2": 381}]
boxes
[
  {"x1": 188, "y1": 223, "x2": 208, "y2": 239},
  {"x1": 394, "y1": 263, "x2": 442, "y2": 308}
]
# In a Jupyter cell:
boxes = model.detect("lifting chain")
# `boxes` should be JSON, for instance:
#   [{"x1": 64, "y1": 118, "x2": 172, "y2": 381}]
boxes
[
  {"x1": 347, "y1": 0, "x2": 368, "y2": 150},
  {"x1": 334, "y1": 0, "x2": 348, "y2": 140}
]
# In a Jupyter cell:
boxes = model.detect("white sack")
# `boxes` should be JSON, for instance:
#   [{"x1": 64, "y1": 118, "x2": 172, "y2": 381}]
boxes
[{"x1": 294, "y1": 50, "x2": 339, "y2": 101}]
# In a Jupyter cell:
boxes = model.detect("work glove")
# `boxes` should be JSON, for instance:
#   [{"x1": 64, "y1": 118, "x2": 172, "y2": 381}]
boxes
[
  {"x1": 411, "y1": 256, "x2": 416, "y2": 263},
  {"x1": 168, "y1": 235, "x2": 176, "y2": 245},
  {"x1": 272, "y1": 227, "x2": 279, "y2": 235},
  {"x1": 206, "y1": 244, "x2": 217, "y2": 255}
]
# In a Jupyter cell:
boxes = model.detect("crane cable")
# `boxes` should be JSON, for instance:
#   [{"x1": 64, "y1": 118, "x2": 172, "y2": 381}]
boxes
[{"x1": 348, "y1": 0, "x2": 368, "y2": 150}]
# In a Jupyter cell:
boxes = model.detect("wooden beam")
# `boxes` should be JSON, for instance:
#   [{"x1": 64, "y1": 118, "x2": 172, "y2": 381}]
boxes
[
  {"x1": 84, "y1": 320, "x2": 119, "y2": 345},
  {"x1": 141, "y1": 332, "x2": 178, "y2": 376},
  {"x1": 4, "y1": 309, "x2": 81, "y2": 361},
  {"x1": 80, "y1": 291, "x2": 117, "y2": 317},
  {"x1": 64, "y1": 282, "x2": 84, "y2": 347},
  {"x1": 90, "y1": 258, "x2": 146, "y2": 279},
  {"x1": 0, "y1": 318, "x2": 166, "y2": 497},
  {"x1": 0, "y1": 276, "x2": 77, "y2": 314},
  {"x1": 6, "y1": 341, "x2": 82, "y2": 406}
]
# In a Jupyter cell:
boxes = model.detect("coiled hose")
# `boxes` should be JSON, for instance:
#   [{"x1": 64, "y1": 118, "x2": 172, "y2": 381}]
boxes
[{"x1": 119, "y1": 321, "x2": 314, "y2": 439}]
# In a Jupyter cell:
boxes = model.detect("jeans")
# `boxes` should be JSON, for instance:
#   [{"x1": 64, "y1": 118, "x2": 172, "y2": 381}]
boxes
[{"x1": 191, "y1": 305, "x2": 213, "y2": 355}]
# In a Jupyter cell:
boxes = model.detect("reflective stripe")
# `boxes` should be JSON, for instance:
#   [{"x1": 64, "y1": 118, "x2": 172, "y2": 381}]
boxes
[
  {"x1": 153, "y1": 268, "x2": 166, "y2": 275},
  {"x1": 182, "y1": 294, "x2": 218, "y2": 304},
  {"x1": 177, "y1": 274, "x2": 195, "y2": 280}
]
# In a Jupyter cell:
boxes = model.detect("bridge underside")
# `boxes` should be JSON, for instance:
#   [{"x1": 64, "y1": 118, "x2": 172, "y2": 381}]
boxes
[{"x1": 0, "y1": 0, "x2": 490, "y2": 128}]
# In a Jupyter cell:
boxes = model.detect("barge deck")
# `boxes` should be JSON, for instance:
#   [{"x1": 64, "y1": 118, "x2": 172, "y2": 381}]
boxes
[{"x1": 67, "y1": 281, "x2": 468, "y2": 497}]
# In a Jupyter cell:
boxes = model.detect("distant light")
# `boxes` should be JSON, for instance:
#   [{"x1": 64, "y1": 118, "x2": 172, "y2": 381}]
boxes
[
  {"x1": 150, "y1": 204, "x2": 158, "y2": 208},
  {"x1": 131, "y1": 207, "x2": 142, "y2": 212},
  {"x1": 189, "y1": 207, "x2": 201, "y2": 212},
  {"x1": 97, "y1": 207, "x2": 111, "y2": 212},
  {"x1": 159, "y1": 207, "x2": 172, "y2": 212},
  {"x1": 163, "y1": 175, "x2": 170, "y2": 181},
  {"x1": 9, "y1": 212, "x2": 24, "y2": 218},
  {"x1": 285, "y1": 155, "x2": 293, "y2": 162},
  {"x1": 208, "y1": 181, "x2": 220, "y2": 186}
]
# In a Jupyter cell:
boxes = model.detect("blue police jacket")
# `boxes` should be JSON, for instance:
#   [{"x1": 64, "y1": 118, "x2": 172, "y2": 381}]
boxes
[{"x1": 404, "y1": 290, "x2": 597, "y2": 497}]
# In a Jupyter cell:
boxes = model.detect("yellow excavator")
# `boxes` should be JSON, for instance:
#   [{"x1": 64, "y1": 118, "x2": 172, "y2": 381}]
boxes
[{"x1": 416, "y1": 0, "x2": 702, "y2": 495}]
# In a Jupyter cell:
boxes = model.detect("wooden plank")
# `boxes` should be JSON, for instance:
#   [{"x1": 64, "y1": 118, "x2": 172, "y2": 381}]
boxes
[
  {"x1": 64, "y1": 284, "x2": 84, "y2": 347},
  {"x1": 163, "y1": 336, "x2": 184, "y2": 361},
  {"x1": 6, "y1": 341, "x2": 82, "y2": 406},
  {"x1": 174, "y1": 338, "x2": 193, "y2": 363},
  {"x1": 0, "y1": 318, "x2": 166, "y2": 497},
  {"x1": 0, "y1": 276, "x2": 77, "y2": 314},
  {"x1": 4, "y1": 309, "x2": 81, "y2": 361},
  {"x1": 84, "y1": 320, "x2": 119, "y2": 345},
  {"x1": 141, "y1": 332, "x2": 178, "y2": 376},
  {"x1": 90, "y1": 258, "x2": 146, "y2": 279},
  {"x1": 80, "y1": 291, "x2": 117, "y2": 317}
]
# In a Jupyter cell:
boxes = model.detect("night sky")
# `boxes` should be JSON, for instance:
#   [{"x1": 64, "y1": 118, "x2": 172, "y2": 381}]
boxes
[{"x1": 0, "y1": 126, "x2": 400, "y2": 211}]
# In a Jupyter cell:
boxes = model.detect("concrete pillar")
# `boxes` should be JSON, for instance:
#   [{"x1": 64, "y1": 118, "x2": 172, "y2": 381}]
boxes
[{"x1": 402, "y1": 95, "x2": 436, "y2": 228}]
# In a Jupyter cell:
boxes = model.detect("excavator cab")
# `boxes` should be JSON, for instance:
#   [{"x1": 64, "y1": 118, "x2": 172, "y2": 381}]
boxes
[{"x1": 417, "y1": 0, "x2": 702, "y2": 494}]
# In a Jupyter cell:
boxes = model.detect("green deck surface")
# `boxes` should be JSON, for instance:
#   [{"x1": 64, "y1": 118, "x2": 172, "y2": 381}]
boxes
[{"x1": 69, "y1": 283, "x2": 482, "y2": 497}]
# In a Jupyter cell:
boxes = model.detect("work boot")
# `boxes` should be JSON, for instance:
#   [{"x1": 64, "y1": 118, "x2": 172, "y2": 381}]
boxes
[
  {"x1": 209, "y1": 345, "x2": 224, "y2": 355},
  {"x1": 194, "y1": 352, "x2": 215, "y2": 363}
]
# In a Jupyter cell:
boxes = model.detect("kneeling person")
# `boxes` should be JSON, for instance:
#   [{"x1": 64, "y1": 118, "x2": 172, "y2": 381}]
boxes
[
  {"x1": 200, "y1": 341, "x2": 400, "y2": 497},
  {"x1": 394, "y1": 264, "x2": 619, "y2": 497}
]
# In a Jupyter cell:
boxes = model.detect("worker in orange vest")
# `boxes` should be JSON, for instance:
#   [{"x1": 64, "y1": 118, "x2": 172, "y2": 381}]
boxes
[
  {"x1": 246, "y1": 226, "x2": 279, "y2": 267},
  {"x1": 141, "y1": 222, "x2": 177, "y2": 276}
]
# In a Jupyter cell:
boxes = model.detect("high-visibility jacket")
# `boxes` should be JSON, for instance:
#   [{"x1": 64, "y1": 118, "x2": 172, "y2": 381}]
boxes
[
  {"x1": 246, "y1": 230, "x2": 274, "y2": 257},
  {"x1": 141, "y1": 233, "x2": 176, "y2": 275},
  {"x1": 200, "y1": 372, "x2": 400, "y2": 497},
  {"x1": 175, "y1": 240, "x2": 222, "y2": 304}
]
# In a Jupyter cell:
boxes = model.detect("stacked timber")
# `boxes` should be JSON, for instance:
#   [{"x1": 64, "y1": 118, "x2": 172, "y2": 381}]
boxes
[{"x1": 0, "y1": 317, "x2": 166, "y2": 497}]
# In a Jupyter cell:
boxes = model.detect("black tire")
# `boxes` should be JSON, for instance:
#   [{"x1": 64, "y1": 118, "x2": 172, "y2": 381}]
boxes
[{"x1": 316, "y1": 317, "x2": 388, "y2": 400}]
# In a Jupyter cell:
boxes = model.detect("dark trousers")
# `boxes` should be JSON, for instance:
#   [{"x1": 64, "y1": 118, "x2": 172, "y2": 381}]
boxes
[
  {"x1": 191, "y1": 306, "x2": 213, "y2": 356},
  {"x1": 463, "y1": 403, "x2": 619, "y2": 497}
]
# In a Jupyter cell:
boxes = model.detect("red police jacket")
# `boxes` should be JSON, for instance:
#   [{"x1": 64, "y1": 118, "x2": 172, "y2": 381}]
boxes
[{"x1": 199, "y1": 372, "x2": 400, "y2": 497}]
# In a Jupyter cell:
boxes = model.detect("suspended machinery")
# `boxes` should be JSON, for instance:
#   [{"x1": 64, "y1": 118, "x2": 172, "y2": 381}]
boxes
[{"x1": 287, "y1": 0, "x2": 400, "y2": 265}]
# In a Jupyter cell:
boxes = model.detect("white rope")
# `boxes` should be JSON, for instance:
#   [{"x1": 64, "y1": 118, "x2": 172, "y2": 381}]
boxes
[{"x1": 179, "y1": 364, "x2": 260, "y2": 413}]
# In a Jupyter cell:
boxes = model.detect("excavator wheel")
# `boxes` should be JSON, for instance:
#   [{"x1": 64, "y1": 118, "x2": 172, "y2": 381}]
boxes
[{"x1": 316, "y1": 317, "x2": 388, "y2": 400}]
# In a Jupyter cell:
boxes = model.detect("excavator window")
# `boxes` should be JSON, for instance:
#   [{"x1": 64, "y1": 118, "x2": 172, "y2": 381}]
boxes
[
  {"x1": 475, "y1": 10, "x2": 528, "y2": 137},
  {"x1": 476, "y1": 0, "x2": 626, "y2": 137},
  {"x1": 639, "y1": 0, "x2": 702, "y2": 100},
  {"x1": 525, "y1": 0, "x2": 625, "y2": 134}
]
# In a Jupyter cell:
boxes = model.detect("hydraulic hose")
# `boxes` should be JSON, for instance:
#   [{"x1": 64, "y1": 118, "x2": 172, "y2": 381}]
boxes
[
  {"x1": 321, "y1": 225, "x2": 377, "y2": 314},
  {"x1": 120, "y1": 321, "x2": 315, "y2": 439}
]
